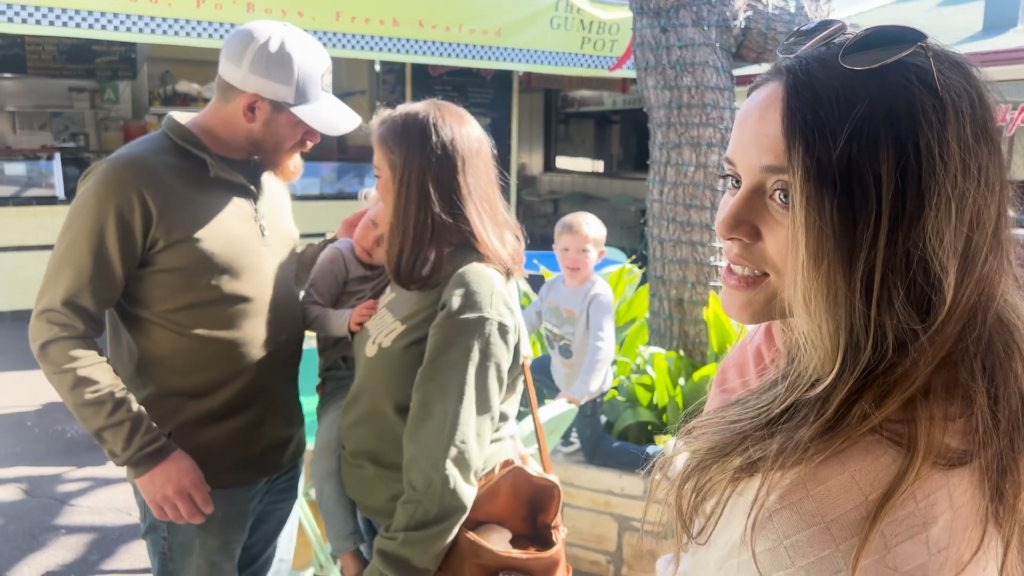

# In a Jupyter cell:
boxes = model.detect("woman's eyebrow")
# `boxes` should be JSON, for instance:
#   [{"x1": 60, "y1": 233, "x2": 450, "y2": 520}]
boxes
[
  {"x1": 723, "y1": 155, "x2": 788, "y2": 176},
  {"x1": 760, "y1": 164, "x2": 788, "y2": 175}
]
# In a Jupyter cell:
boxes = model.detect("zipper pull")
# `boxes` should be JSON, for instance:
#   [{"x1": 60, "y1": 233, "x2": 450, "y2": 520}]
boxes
[{"x1": 249, "y1": 199, "x2": 269, "y2": 238}]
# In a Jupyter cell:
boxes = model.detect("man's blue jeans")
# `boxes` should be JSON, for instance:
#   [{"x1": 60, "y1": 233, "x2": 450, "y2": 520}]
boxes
[
  {"x1": 531, "y1": 355, "x2": 659, "y2": 472},
  {"x1": 133, "y1": 460, "x2": 302, "y2": 576}
]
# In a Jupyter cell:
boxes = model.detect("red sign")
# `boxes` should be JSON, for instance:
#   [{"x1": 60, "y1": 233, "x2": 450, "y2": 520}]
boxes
[{"x1": 997, "y1": 104, "x2": 1024, "y2": 136}]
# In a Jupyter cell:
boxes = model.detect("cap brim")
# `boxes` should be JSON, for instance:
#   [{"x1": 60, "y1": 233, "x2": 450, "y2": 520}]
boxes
[{"x1": 289, "y1": 95, "x2": 364, "y2": 137}]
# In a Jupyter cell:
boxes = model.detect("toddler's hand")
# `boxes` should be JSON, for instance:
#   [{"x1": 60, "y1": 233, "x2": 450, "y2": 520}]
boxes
[
  {"x1": 557, "y1": 392, "x2": 581, "y2": 406},
  {"x1": 348, "y1": 300, "x2": 378, "y2": 333},
  {"x1": 339, "y1": 549, "x2": 368, "y2": 575}
]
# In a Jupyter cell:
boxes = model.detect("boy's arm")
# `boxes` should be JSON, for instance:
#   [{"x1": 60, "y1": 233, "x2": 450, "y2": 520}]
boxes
[
  {"x1": 521, "y1": 283, "x2": 546, "y2": 335},
  {"x1": 569, "y1": 290, "x2": 616, "y2": 401},
  {"x1": 302, "y1": 245, "x2": 355, "y2": 339}
]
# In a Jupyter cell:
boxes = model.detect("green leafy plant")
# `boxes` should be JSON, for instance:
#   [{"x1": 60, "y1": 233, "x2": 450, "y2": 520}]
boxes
[
  {"x1": 519, "y1": 261, "x2": 747, "y2": 446},
  {"x1": 603, "y1": 290, "x2": 745, "y2": 446}
]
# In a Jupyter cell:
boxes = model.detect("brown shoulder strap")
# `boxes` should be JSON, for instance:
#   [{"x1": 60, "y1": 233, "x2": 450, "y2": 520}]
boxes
[{"x1": 522, "y1": 360, "x2": 552, "y2": 474}]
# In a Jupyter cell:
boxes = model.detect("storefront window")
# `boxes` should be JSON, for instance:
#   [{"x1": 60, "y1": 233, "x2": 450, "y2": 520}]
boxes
[
  {"x1": 545, "y1": 87, "x2": 649, "y2": 177},
  {"x1": 288, "y1": 161, "x2": 376, "y2": 199}
]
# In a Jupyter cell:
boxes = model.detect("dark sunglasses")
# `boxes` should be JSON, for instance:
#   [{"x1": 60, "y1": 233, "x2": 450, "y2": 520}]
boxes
[{"x1": 776, "y1": 19, "x2": 941, "y2": 95}]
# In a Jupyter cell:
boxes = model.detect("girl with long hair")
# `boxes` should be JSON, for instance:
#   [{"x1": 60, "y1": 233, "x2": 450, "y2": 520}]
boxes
[
  {"x1": 337, "y1": 99, "x2": 528, "y2": 575},
  {"x1": 653, "y1": 22, "x2": 1024, "y2": 575}
]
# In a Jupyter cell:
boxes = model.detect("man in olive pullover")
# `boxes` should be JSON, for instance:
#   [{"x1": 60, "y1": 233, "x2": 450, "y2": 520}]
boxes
[{"x1": 28, "y1": 20, "x2": 363, "y2": 576}]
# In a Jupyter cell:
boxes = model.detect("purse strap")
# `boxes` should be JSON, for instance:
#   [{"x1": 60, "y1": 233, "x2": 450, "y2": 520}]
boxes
[{"x1": 522, "y1": 360, "x2": 553, "y2": 475}]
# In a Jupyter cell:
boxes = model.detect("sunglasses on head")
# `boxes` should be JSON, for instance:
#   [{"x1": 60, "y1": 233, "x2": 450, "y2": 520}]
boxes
[{"x1": 776, "y1": 19, "x2": 941, "y2": 95}]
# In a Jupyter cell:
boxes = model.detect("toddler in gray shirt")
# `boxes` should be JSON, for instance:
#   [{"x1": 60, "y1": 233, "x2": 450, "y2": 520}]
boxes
[
  {"x1": 523, "y1": 212, "x2": 658, "y2": 472},
  {"x1": 301, "y1": 191, "x2": 389, "y2": 572}
]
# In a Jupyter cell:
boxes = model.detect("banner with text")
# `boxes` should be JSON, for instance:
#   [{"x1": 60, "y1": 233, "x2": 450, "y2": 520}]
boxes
[{"x1": 3, "y1": 0, "x2": 634, "y2": 76}]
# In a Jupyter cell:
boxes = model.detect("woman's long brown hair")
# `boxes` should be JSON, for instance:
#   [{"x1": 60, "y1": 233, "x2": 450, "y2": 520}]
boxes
[
  {"x1": 650, "y1": 39, "x2": 1024, "y2": 573},
  {"x1": 370, "y1": 99, "x2": 525, "y2": 290}
]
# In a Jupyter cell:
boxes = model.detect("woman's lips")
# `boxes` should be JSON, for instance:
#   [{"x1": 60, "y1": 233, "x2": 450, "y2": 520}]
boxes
[{"x1": 721, "y1": 261, "x2": 770, "y2": 290}]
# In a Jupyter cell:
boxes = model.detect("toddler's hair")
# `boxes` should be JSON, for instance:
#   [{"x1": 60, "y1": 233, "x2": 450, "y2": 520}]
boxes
[
  {"x1": 358, "y1": 187, "x2": 380, "y2": 206},
  {"x1": 554, "y1": 211, "x2": 607, "y2": 246}
]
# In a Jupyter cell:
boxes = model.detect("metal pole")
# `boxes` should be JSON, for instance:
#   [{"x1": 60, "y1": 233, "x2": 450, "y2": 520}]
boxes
[
  {"x1": 404, "y1": 62, "x2": 412, "y2": 103},
  {"x1": 509, "y1": 71, "x2": 520, "y2": 217}
]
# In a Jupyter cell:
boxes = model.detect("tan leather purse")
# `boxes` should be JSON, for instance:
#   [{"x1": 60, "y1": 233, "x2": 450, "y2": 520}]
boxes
[{"x1": 437, "y1": 361, "x2": 572, "y2": 575}]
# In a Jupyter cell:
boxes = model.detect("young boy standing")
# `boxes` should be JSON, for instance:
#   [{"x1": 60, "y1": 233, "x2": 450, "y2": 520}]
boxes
[
  {"x1": 302, "y1": 191, "x2": 389, "y2": 575},
  {"x1": 523, "y1": 212, "x2": 657, "y2": 472}
]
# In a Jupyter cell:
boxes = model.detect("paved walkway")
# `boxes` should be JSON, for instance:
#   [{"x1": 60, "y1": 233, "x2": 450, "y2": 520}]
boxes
[{"x1": 0, "y1": 320, "x2": 151, "y2": 576}]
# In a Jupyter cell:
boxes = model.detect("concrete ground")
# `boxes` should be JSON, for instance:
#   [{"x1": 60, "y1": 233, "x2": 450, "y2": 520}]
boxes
[{"x1": 0, "y1": 319, "x2": 151, "y2": 576}]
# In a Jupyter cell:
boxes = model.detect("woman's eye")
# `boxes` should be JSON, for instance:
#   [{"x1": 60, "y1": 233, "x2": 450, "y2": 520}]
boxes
[
  {"x1": 719, "y1": 173, "x2": 741, "y2": 190},
  {"x1": 772, "y1": 188, "x2": 791, "y2": 207}
]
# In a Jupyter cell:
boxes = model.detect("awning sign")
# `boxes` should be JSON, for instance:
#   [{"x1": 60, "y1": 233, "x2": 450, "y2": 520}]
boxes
[{"x1": 5, "y1": 0, "x2": 635, "y2": 77}]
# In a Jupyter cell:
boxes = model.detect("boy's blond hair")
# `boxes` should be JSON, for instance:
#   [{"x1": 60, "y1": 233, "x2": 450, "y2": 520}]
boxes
[{"x1": 554, "y1": 211, "x2": 607, "y2": 247}]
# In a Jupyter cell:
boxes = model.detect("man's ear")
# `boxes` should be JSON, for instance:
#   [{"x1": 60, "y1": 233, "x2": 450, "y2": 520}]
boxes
[
  {"x1": 239, "y1": 93, "x2": 264, "y2": 126},
  {"x1": 597, "y1": 248, "x2": 607, "y2": 261}
]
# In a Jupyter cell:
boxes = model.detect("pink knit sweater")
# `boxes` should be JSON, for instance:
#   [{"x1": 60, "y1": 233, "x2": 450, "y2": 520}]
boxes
[{"x1": 657, "y1": 322, "x2": 1008, "y2": 575}]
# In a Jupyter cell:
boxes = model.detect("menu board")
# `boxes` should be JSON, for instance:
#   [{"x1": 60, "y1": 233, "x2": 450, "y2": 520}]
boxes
[
  {"x1": 0, "y1": 34, "x2": 136, "y2": 80},
  {"x1": 411, "y1": 65, "x2": 513, "y2": 185},
  {"x1": 0, "y1": 35, "x2": 26, "y2": 75}
]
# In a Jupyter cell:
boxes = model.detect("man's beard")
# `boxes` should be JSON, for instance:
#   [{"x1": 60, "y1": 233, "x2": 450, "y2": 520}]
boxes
[
  {"x1": 249, "y1": 131, "x2": 312, "y2": 183},
  {"x1": 266, "y1": 151, "x2": 305, "y2": 183}
]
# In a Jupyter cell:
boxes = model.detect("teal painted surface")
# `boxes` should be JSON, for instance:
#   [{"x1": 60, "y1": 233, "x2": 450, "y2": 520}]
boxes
[{"x1": 300, "y1": 340, "x2": 321, "y2": 448}]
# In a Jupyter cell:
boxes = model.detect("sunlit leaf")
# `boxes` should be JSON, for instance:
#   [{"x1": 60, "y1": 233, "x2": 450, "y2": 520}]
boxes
[
  {"x1": 652, "y1": 352, "x2": 671, "y2": 410},
  {"x1": 618, "y1": 320, "x2": 648, "y2": 365},
  {"x1": 704, "y1": 291, "x2": 737, "y2": 363},
  {"x1": 634, "y1": 375, "x2": 654, "y2": 407},
  {"x1": 615, "y1": 280, "x2": 648, "y2": 326}
]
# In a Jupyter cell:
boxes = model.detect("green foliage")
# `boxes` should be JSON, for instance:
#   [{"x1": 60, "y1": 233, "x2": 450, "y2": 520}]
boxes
[{"x1": 519, "y1": 261, "x2": 747, "y2": 446}]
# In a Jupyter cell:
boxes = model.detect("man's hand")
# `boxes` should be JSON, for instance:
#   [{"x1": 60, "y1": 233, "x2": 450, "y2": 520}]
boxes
[
  {"x1": 557, "y1": 392, "x2": 581, "y2": 406},
  {"x1": 134, "y1": 449, "x2": 214, "y2": 524},
  {"x1": 349, "y1": 300, "x2": 378, "y2": 333},
  {"x1": 337, "y1": 207, "x2": 368, "y2": 240}
]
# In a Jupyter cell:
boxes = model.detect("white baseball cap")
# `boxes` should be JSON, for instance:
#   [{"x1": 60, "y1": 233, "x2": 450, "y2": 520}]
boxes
[{"x1": 218, "y1": 20, "x2": 363, "y2": 137}]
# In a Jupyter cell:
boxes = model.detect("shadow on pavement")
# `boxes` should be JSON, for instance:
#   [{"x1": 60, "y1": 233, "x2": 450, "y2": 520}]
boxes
[
  {"x1": 0, "y1": 401, "x2": 149, "y2": 575},
  {"x1": 0, "y1": 320, "x2": 37, "y2": 373}
]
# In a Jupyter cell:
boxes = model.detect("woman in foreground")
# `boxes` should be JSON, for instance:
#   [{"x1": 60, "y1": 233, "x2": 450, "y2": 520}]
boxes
[{"x1": 653, "y1": 21, "x2": 1024, "y2": 575}]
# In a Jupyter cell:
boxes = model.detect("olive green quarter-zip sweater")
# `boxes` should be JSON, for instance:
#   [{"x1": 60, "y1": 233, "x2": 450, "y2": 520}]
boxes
[
  {"x1": 341, "y1": 250, "x2": 526, "y2": 576},
  {"x1": 29, "y1": 115, "x2": 330, "y2": 488}
]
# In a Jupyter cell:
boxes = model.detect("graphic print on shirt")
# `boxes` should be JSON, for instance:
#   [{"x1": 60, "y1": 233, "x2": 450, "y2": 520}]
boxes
[
  {"x1": 364, "y1": 287, "x2": 408, "y2": 358},
  {"x1": 542, "y1": 300, "x2": 577, "y2": 360}
]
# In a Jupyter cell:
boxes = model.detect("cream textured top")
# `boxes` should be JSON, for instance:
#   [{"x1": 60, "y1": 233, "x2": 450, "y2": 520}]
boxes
[{"x1": 657, "y1": 322, "x2": 1009, "y2": 576}]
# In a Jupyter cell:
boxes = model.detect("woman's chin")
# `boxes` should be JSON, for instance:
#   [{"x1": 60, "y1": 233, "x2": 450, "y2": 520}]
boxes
[{"x1": 720, "y1": 289, "x2": 778, "y2": 326}]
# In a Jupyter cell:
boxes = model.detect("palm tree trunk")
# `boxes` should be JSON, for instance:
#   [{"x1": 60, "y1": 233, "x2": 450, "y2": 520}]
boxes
[{"x1": 632, "y1": 0, "x2": 829, "y2": 359}]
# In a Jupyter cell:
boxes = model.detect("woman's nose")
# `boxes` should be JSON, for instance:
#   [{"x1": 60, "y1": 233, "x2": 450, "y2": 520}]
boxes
[{"x1": 715, "y1": 188, "x2": 761, "y2": 244}]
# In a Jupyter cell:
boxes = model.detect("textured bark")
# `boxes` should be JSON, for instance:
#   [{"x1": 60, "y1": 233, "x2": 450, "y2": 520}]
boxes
[{"x1": 632, "y1": 0, "x2": 829, "y2": 359}]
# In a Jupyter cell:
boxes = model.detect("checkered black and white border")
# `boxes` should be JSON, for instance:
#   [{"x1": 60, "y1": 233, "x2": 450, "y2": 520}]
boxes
[{"x1": 0, "y1": 3, "x2": 634, "y2": 71}]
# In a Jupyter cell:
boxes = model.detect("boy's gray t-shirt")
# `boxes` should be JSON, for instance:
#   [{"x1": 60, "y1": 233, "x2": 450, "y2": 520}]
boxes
[
  {"x1": 302, "y1": 238, "x2": 390, "y2": 375},
  {"x1": 523, "y1": 274, "x2": 616, "y2": 403}
]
